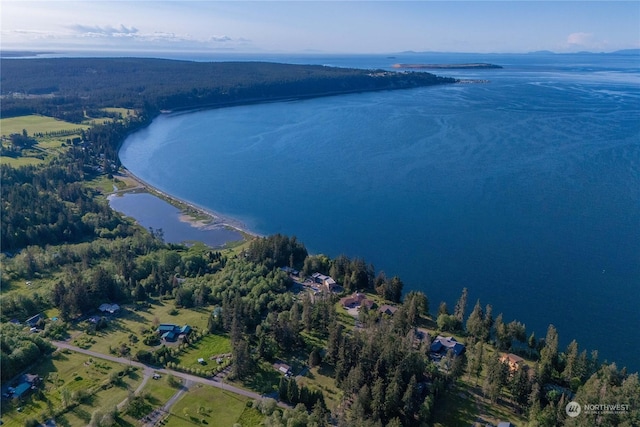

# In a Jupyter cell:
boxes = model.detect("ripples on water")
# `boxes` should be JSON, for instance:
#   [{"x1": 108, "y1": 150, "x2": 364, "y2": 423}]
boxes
[{"x1": 120, "y1": 53, "x2": 640, "y2": 371}]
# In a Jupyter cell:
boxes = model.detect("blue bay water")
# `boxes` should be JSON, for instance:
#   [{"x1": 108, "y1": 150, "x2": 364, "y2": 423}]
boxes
[{"x1": 120, "y1": 53, "x2": 640, "y2": 371}]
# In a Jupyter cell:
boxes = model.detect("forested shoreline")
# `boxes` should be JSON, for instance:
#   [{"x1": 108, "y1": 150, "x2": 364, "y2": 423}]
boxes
[
  {"x1": 1, "y1": 58, "x2": 638, "y2": 427},
  {"x1": 0, "y1": 58, "x2": 456, "y2": 121}
]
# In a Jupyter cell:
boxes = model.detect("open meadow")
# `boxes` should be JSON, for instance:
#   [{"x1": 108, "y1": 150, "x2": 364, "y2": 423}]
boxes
[
  {"x1": 0, "y1": 112, "x2": 128, "y2": 167},
  {"x1": 163, "y1": 382, "x2": 262, "y2": 427},
  {"x1": 0, "y1": 115, "x2": 89, "y2": 136},
  {"x1": 70, "y1": 300, "x2": 212, "y2": 357},
  {"x1": 0, "y1": 349, "x2": 142, "y2": 427}
]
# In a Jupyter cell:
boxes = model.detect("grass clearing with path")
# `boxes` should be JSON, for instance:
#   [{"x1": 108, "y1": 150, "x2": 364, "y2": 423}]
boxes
[{"x1": 164, "y1": 382, "x2": 257, "y2": 427}]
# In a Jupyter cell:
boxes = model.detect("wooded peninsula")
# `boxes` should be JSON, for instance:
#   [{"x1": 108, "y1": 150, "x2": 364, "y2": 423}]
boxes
[
  {"x1": 0, "y1": 57, "x2": 637, "y2": 427},
  {"x1": 391, "y1": 63, "x2": 503, "y2": 69}
]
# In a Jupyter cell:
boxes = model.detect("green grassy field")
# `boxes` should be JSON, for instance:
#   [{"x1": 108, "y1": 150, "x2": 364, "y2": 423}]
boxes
[
  {"x1": 175, "y1": 334, "x2": 232, "y2": 372},
  {"x1": 141, "y1": 374, "x2": 181, "y2": 404},
  {"x1": 0, "y1": 115, "x2": 89, "y2": 136},
  {"x1": 164, "y1": 383, "x2": 259, "y2": 427},
  {"x1": 0, "y1": 156, "x2": 45, "y2": 167},
  {"x1": 0, "y1": 350, "x2": 142, "y2": 427},
  {"x1": 118, "y1": 373, "x2": 182, "y2": 425},
  {"x1": 85, "y1": 174, "x2": 131, "y2": 194},
  {"x1": 73, "y1": 300, "x2": 211, "y2": 356}
]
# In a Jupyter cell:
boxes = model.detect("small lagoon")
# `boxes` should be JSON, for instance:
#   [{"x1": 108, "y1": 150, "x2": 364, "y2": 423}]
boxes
[{"x1": 108, "y1": 192, "x2": 243, "y2": 247}]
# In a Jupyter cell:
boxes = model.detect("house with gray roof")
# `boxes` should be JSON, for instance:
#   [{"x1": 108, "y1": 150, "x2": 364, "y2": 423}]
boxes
[{"x1": 430, "y1": 335, "x2": 466, "y2": 356}]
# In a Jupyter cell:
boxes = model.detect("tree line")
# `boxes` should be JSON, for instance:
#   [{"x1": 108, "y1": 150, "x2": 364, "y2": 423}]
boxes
[{"x1": 1, "y1": 58, "x2": 456, "y2": 123}]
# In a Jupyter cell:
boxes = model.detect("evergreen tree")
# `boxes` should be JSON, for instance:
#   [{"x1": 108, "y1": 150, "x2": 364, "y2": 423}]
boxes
[
  {"x1": 466, "y1": 340, "x2": 484, "y2": 385},
  {"x1": 538, "y1": 324, "x2": 559, "y2": 384},
  {"x1": 438, "y1": 301, "x2": 448, "y2": 316},
  {"x1": 453, "y1": 287, "x2": 468, "y2": 323},
  {"x1": 494, "y1": 313, "x2": 512, "y2": 350},
  {"x1": 404, "y1": 290, "x2": 429, "y2": 316},
  {"x1": 483, "y1": 304, "x2": 494, "y2": 338},
  {"x1": 370, "y1": 376, "x2": 385, "y2": 422},
  {"x1": 509, "y1": 365, "x2": 531, "y2": 413},
  {"x1": 562, "y1": 339, "x2": 579, "y2": 384},
  {"x1": 402, "y1": 375, "x2": 420, "y2": 420},
  {"x1": 483, "y1": 350, "x2": 507, "y2": 403},
  {"x1": 287, "y1": 378, "x2": 299, "y2": 403},
  {"x1": 231, "y1": 337, "x2": 252, "y2": 380},
  {"x1": 352, "y1": 384, "x2": 372, "y2": 422},
  {"x1": 466, "y1": 299, "x2": 485, "y2": 339},
  {"x1": 302, "y1": 293, "x2": 313, "y2": 332},
  {"x1": 326, "y1": 320, "x2": 343, "y2": 364},
  {"x1": 279, "y1": 377, "x2": 288, "y2": 401},
  {"x1": 383, "y1": 368, "x2": 404, "y2": 420}
]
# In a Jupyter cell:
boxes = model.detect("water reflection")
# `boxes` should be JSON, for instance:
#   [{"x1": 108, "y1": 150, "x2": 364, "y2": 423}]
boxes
[{"x1": 108, "y1": 191, "x2": 243, "y2": 247}]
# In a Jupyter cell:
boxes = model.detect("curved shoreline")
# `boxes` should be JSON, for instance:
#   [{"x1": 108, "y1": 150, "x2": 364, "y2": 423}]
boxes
[
  {"x1": 111, "y1": 168, "x2": 260, "y2": 244},
  {"x1": 112, "y1": 77, "x2": 459, "y2": 247}
]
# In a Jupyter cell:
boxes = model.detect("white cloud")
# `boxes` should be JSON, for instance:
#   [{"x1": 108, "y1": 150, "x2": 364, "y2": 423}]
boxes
[
  {"x1": 567, "y1": 32, "x2": 594, "y2": 46},
  {"x1": 69, "y1": 24, "x2": 139, "y2": 38}
]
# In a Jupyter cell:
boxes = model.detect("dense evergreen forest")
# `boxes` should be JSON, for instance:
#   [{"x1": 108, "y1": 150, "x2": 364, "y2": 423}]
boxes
[
  {"x1": 1, "y1": 58, "x2": 638, "y2": 427},
  {"x1": 0, "y1": 58, "x2": 456, "y2": 121}
]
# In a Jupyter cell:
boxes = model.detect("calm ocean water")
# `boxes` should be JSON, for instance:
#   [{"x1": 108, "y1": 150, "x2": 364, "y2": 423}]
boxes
[{"x1": 119, "y1": 52, "x2": 640, "y2": 371}]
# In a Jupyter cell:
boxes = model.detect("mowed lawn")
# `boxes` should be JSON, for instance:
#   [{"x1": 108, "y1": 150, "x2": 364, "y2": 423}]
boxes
[
  {"x1": 0, "y1": 156, "x2": 45, "y2": 167},
  {"x1": 0, "y1": 349, "x2": 142, "y2": 427},
  {"x1": 175, "y1": 334, "x2": 231, "y2": 371},
  {"x1": 164, "y1": 383, "x2": 261, "y2": 427},
  {"x1": 74, "y1": 300, "x2": 212, "y2": 356},
  {"x1": 0, "y1": 115, "x2": 89, "y2": 136}
]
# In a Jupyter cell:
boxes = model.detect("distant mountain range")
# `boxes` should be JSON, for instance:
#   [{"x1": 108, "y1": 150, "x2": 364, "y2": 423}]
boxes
[{"x1": 399, "y1": 49, "x2": 640, "y2": 56}]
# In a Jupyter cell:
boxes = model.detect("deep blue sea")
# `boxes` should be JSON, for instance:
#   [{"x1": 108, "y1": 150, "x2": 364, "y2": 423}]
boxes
[{"x1": 119, "y1": 52, "x2": 640, "y2": 371}]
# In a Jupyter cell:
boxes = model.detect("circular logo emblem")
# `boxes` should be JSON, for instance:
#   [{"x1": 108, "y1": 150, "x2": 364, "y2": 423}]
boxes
[{"x1": 566, "y1": 401, "x2": 581, "y2": 418}]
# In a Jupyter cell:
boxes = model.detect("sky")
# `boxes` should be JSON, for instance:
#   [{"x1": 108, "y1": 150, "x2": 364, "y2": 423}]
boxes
[{"x1": 2, "y1": 1, "x2": 639, "y2": 54}]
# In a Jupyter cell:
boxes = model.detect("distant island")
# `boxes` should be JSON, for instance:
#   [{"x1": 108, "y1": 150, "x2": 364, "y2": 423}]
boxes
[{"x1": 392, "y1": 63, "x2": 503, "y2": 69}]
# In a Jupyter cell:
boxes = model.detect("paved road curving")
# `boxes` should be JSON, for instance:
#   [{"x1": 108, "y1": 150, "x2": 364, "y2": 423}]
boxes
[{"x1": 51, "y1": 341, "x2": 290, "y2": 409}]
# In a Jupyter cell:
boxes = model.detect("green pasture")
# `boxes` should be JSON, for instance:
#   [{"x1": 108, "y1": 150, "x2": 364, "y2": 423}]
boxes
[
  {"x1": 85, "y1": 174, "x2": 130, "y2": 194},
  {"x1": 72, "y1": 300, "x2": 211, "y2": 356},
  {"x1": 175, "y1": 334, "x2": 231, "y2": 371},
  {"x1": 0, "y1": 115, "x2": 89, "y2": 136},
  {"x1": 141, "y1": 374, "x2": 181, "y2": 404},
  {"x1": 0, "y1": 156, "x2": 44, "y2": 167},
  {"x1": 0, "y1": 349, "x2": 142, "y2": 427},
  {"x1": 164, "y1": 383, "x2": 256, "y2": 427},
  {"x1": 118, "y1": 373, "x2": 181, "y2": 425}
]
